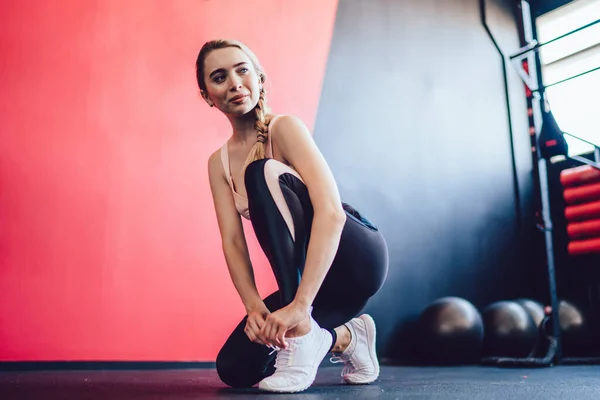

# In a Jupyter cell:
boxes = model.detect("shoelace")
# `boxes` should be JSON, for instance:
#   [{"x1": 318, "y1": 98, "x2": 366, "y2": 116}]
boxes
[
  {"x1": 267, "y1": 344, "x2": 280, "y2": 356},
  {"x1": 267, "y1": 344, "x2": 293, "y2": 368},
  {"x1": 330, "y1": 354, "x2": 355, "y2": 379}
]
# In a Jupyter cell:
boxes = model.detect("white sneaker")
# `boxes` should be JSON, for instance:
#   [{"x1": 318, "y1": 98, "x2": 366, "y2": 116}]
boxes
[
  {"x1": 330, "y1": 314, "x2": 379, "y2": 384},
  {"x1": 258, "y1": 316, "x2": 333, "y2": 393}
]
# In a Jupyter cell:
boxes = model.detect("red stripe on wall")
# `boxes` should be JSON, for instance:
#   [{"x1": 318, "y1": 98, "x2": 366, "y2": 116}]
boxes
[{"x1": 0, "y1": 0, "x2": 338, "y2": 362}]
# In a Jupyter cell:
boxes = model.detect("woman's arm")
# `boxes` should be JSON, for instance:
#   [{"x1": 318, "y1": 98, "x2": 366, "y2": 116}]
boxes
[
  {"x1": 207, "y1": 150, "x2": 264, "y2": 313},
  {"x1": 272, "y1": 116, "x2": 347, "y2": 310}
]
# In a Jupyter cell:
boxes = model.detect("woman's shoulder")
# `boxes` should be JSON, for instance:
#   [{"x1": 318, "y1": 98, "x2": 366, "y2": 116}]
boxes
[
  {"x1": 269, "y1": 114, "x2": 312, "y2": 140},
  {"x1": 207, "y1": 143, "x2": 227, "y2": 178},
  {"x1": 269, "y1": 113, "x2": 301, "y2": 124}
]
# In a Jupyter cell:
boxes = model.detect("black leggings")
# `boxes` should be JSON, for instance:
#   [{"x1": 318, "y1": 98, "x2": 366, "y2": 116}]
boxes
[{"x1": 216, "y1": 158, "x2": 389, "y2": 388}]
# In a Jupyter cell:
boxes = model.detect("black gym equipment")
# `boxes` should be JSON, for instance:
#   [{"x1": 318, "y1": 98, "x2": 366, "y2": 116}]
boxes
[
  {"x1": 480, "y1": 299, "x2": 590, "y2": 367},
  {"x1": 558, "y1": 300, "x2": 591, "y2": 358},
  {"x1": 515, "y1": 298, "x2": 546, "y2": 327},
  {"x1": 481, "y1": 0, "x2": 600, "y2": 367},
  {"x1": 417, "y1": 297, "x2": 484, "y2": 365},
  {"x1": 481, "y1": 301, "x2": 539, "y2": 358},
  {"x1": 538, "y1": 109, "x2": 569, "y2": 161}
]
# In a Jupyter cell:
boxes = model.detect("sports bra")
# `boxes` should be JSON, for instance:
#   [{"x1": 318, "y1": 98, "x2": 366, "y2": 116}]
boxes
[{"x1": 220, "y1": 114, "x2": 284, "y2": 220}]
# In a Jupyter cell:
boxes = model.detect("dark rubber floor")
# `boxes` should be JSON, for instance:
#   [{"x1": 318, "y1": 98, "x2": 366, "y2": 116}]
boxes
[{"x1": 1, "y1": 365, "x2": 599, "y2": 399}]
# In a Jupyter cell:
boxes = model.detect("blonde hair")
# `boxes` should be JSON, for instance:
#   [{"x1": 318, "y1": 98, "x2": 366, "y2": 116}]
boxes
[{"x1": 196, "y1": 39, "x2": 272, "y2": 169}]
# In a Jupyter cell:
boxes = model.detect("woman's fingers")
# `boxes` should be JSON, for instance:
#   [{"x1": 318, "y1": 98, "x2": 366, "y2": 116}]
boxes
[
  {"x1": 275, "y1": 325, "x2": 288, "y2": 349},
  {"x1": 244, "y1": 325, "x2": 258, "y2": 344},
  {"x1": 248, "y1": 317, "x2": 261, "y2": 335},
  {"x1": 264, "y1": 321, "x2": 276, "y2": 347},
  {"x1": 255, "y1": 312, "x2": 292, "y2": 349},
  {"x1": 246, "y1": 318, "x2": 265, "y2": 345},
  {"x1": 257, "y1": 318, "x2": 270, "y2": 344},
  {"x1": 258, "y1": 320, "x2": 273, "y2": 347},
  {"x1": 264, "y1": 316, "x2": 288, "y2": 348}
]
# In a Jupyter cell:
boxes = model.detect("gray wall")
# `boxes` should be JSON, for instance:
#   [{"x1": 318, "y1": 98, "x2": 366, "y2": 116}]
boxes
[{"x1": 314, "y1": 0, "x2": 539, "y2": 362}]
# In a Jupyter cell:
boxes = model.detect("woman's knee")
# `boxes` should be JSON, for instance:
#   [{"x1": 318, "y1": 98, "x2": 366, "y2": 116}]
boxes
[
  {"x1": 215, "y1": 350, "x2": 253, "y2": 388},
  {"x1": 244, "y1": 158, "x2": 268, "y2": 183},
  {"x1": 244, "y1": 158, "x2": 302, "y2": 197}
]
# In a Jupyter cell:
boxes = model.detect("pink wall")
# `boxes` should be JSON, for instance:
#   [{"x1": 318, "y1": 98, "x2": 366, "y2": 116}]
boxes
[{"x1": 0, "y1": 0, "x2": 337, "y2": 361}]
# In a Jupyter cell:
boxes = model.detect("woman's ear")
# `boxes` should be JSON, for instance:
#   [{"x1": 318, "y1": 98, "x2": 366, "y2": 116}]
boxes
[{"x1": 200, "y1": 90, "x2": 214, "y2": 107}]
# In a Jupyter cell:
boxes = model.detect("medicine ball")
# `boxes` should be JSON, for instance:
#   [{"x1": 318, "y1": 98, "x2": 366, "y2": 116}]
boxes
[
  {"x1": 515, "y1": 298, "x2": 546, "y2": 327},
  {"x1": 482, "y1": 300, "x2": 538, "y2": 357},
  {"x1": 418, "y1": 297, "x2": 484, "y2": 364}
]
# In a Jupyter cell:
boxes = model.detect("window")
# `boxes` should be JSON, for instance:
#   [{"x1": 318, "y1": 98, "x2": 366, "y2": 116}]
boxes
[{"x1": 536, "y1": 0, "x2": 600, "y2": 156}]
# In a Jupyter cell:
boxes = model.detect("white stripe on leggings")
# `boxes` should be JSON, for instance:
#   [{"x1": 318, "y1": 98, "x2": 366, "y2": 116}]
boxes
[{"x1": 263, "y1": 159, "x2": 304, "y2": 242}]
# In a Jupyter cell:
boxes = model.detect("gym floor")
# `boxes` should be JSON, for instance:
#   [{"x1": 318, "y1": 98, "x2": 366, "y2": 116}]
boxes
[{"x1": 1, "y1": 365, "x2": 599, "y2": 399}]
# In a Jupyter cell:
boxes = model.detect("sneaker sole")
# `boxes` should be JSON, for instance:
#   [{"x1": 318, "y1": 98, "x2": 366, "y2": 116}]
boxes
[
  {"x1": 345, "y1": 314, "x2": 379, "y2": 385},
  {"x1": 258, "y1": 329, "x2": 333, "y2": 393}
]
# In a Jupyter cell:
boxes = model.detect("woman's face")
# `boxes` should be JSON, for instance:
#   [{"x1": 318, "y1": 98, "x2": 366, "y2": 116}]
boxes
[{"x1": 202, "y1": 47, "x2": 262, "y2": 116}]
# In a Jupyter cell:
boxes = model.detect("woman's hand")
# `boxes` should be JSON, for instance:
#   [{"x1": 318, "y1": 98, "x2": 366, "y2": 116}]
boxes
[
  {"x1": 244, "y1": 302, "x2": 271, "y2": 345},
  {"x1": 258, "y1": 301, "x2": 310, "y2": 349}
]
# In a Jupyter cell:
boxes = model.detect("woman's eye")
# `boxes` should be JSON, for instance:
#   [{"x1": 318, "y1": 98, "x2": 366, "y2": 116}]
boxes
[
  {"x1": 214, "y1": 75, "x2": 225, "y2": 83},
  {"x1": 239, "y1": 68, "x2": 249, "y2": 73}
]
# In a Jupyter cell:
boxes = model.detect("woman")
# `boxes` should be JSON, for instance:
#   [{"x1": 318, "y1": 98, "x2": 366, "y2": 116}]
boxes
[{"x1": 197, "y1": 39, "x2": 389, "y2": 393}]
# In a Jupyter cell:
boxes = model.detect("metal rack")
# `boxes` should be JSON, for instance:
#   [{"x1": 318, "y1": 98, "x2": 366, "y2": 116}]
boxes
[{"x1": 480, "y1": 0, "x2": 600, "y2": 367}]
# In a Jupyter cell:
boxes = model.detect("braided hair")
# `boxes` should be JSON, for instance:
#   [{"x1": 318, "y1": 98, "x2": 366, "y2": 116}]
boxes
[{"x1": 196, "y1": 39, "x2": 272, "y2": 170}]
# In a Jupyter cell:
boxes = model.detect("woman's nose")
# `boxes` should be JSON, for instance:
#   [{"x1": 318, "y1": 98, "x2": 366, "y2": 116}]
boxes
[{"x1": 229, "y1": 76, "x2": 243, "y2": 91}]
